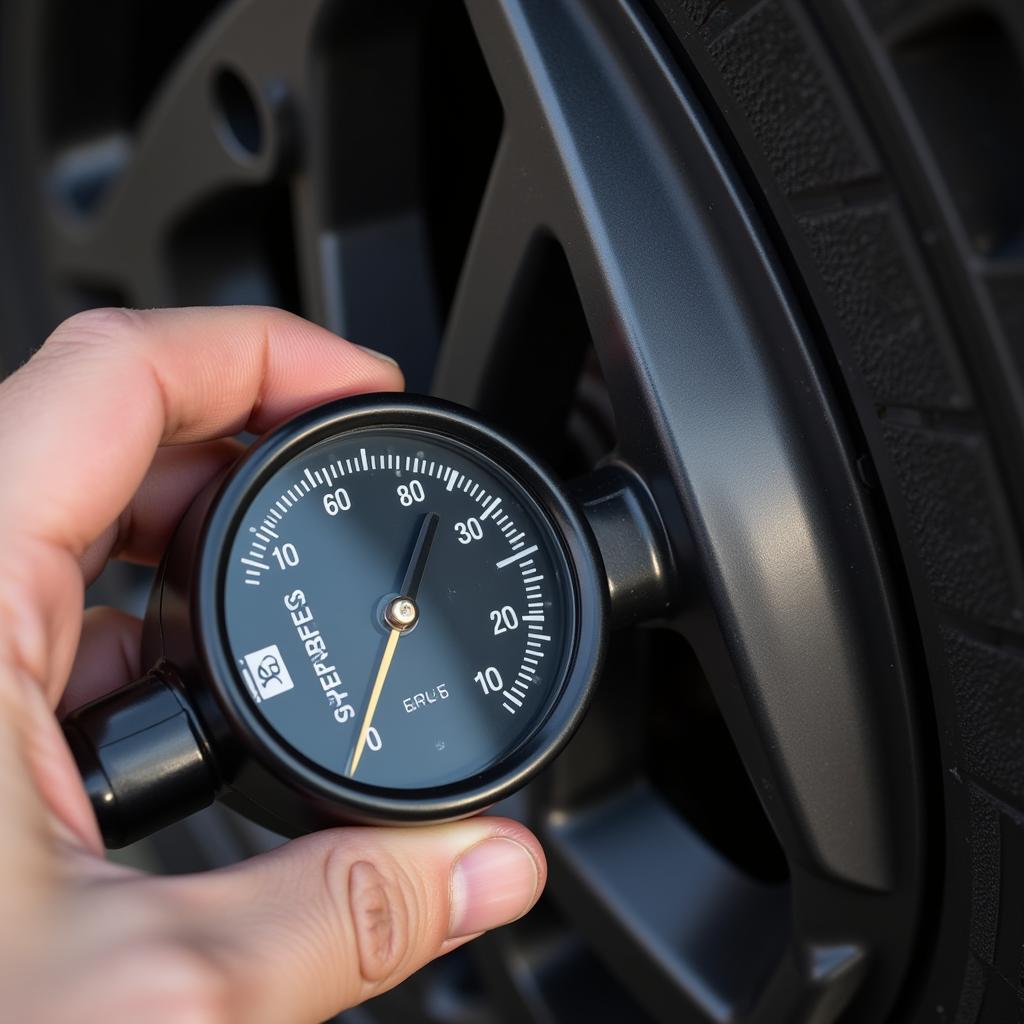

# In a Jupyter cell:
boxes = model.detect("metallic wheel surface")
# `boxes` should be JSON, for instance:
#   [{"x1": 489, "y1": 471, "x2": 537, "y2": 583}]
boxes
[{"x1": 14, "y1": 0, "x2": 1023, "y2": 1020}]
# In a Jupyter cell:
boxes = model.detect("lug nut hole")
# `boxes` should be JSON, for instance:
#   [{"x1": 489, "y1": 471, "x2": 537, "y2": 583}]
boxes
[{"x1": 212, "y1": 67, "x2": 262, "y2": 159}]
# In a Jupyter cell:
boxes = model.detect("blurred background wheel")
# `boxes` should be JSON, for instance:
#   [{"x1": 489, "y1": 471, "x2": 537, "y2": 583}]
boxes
[{"x1": 2, "y1": 1, "x2": 1023, "y2": 1021}]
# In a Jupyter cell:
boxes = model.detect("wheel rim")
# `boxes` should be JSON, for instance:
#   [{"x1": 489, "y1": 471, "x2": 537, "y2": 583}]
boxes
[{"x1": 2, "y1": 1, "x2": 931, "y2": 1021}]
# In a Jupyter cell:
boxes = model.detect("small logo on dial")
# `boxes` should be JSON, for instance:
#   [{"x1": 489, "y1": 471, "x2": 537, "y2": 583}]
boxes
[{"x1": 240, "y1": 644, "x2": 295, "y2": 703}]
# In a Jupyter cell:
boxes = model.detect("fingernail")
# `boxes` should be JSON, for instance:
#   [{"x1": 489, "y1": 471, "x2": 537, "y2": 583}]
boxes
[
  {"x1": 449, "y1": 837, "x2": 540, "y2": 938},
  {"x1": 356, "y1": 343, "x2": 399, "y2": 368}
]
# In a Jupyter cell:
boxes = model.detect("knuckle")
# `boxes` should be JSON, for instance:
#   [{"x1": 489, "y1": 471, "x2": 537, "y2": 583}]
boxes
[
  {"x1": 159, "y1": 949, "x2": 233, "y2": 1024},
  {"x1": 114, "y1": 942, "x2": 235, "y2": 1024},
  {"x1": 47, "y1": 306, "x2": 146, "y2": 353},
  {"x1": 326, "y1": 848, "x2": 413, "y2": 985}
]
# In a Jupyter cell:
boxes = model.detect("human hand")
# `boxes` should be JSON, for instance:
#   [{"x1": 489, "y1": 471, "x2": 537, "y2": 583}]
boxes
[{"x1": 0, "y1": 307, "x2": 545, "y2": 1023}]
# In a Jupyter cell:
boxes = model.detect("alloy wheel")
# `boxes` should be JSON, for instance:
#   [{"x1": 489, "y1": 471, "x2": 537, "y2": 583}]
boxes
[{"x1": 1, "y1": 2, "x2": 933, "y2": 1021}]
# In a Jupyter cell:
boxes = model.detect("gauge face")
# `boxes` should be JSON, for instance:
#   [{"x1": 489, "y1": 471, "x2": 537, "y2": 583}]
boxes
[{"x1": 221, "y1": 427, "x2": 577, "y2": 791}]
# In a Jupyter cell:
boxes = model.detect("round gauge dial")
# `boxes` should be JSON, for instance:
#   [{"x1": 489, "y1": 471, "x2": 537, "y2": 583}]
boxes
[
  {"x1": 63, "y1": 395, "x2": 607, "y2": 841},
  {"x1": 223, "y1": 427, "x2": 576, "y2": 792}
]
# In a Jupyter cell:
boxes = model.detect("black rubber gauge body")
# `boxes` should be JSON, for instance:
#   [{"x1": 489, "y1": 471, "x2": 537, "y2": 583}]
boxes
[{"x1": 63, "y1": 395, "x2": 607, "y2": 845}]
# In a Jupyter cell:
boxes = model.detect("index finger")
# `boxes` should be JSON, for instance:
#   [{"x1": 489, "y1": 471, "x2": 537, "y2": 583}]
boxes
[{"x1": 0, "y1": 306, "x2": 403, "y2": 554}]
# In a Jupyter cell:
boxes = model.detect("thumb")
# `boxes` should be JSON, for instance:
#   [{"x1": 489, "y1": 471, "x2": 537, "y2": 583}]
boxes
[{"x1": 172, "y1": 818, "x2": 545, "y2": 1023}]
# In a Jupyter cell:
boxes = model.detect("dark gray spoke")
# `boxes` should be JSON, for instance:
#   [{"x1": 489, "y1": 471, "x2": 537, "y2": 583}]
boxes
[
  {"x1": 434, "y1": 0, "x2": 607, "y2": 434},
  {"x1": 544, "y1": 785, "x2": 789, "y2": 1024},
  {"x1": 431, "y1": 135, "x2": 546, "y2": 406},
  {"x1": 290, "y1": 3, "x2": 505, "y2": 389},
  {"x1": 290, "y1": 174, "x2": 330, "y2": 329},
  {"x1": 450, "y1": 0, "x2": 926, "y2": 1020},
  {"x1": 312, "y1": 209, "x2": 441, "y2": 390},
  {"x1": 500, "y1": 0, "x2": 895, "y2": 889},
  {"x1": 44, "y1": 0, "x2": 323, "y2": 303}
]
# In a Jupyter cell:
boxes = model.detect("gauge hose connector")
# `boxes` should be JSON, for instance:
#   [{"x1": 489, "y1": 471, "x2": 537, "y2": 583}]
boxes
[{"x1": 63, "y1": 665, "x2": 216, "y2": 848}]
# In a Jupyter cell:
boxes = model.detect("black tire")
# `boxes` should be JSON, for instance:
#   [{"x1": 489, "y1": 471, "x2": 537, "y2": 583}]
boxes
[
  {"x1": 646, "y1": 1, "x2": 1024, "y2": 1020},
  {"x1": 1, "y1": 2, "x2": 1022, "y2": 1021}
]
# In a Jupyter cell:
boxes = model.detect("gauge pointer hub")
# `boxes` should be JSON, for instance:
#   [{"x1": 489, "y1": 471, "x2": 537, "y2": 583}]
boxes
[
  {"x1": 384, "y1": 597, "x2": 418, "y2": 630},
  {"x1": 349, "y1": 512, "x2": 439, "y2": 776}
]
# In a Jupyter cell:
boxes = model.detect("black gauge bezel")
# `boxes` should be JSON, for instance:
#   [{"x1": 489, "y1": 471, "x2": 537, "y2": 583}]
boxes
[
  {"x1": 192, "y1": 394, "x2": 607, "y2": 823},
  {"x1": 222, "y1": 425, "x2": 578, "y2": 797}
]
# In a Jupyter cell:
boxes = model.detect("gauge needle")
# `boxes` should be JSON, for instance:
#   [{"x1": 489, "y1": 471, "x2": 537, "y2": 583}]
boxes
[
  {"x1": 348, "y1": 627, "x2": 401, "y2": 777},
  {"x1": 349, "y1": 512, "x2": 439, "y2": 776}
]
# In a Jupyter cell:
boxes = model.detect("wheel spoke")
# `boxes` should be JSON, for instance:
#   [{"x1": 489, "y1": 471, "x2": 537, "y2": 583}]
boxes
[
  {"x1": 44, "y1": 0, "x2": 323, "y2": 302},
  {"x1": 543, "y1": 784, "x2": 789, "y2": 1024},
  {"x1": 460, "y1": 0, "x2": 925, "y2": 1020},
  {"x1": 431, "y1": 135, "x2": 545, "y2": 407},
  {"x1": 500, "y1": 0, "x2": 910, "y2": 883},
  {"x1": 312, "y1": 210, "x2": 440, "y2": 391},
  {"x1": 289, "y1": 174, "x2": 330, "y2": 329},
  {"x1": 298, "y1": 7, "x2": 444, "y2": 389}
]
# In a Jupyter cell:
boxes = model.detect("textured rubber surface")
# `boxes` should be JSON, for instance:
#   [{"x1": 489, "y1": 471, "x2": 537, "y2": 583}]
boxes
[{"x1": 648, "y1": 0, "x2": 1024, "y2": 1018}]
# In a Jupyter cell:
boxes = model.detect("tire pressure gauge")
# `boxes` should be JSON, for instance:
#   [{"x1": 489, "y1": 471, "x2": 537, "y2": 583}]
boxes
[{"x1": 63, "y1": 395, "x2": 608, "y2": 846}]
